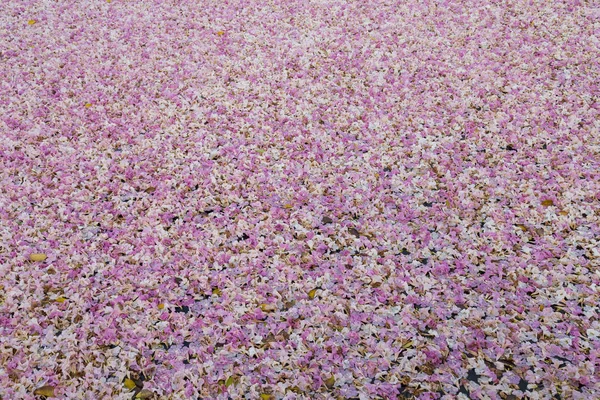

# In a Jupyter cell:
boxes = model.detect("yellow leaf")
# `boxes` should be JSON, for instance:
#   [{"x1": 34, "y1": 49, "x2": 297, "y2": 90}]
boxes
[
  {"x1": 260, "y1": 303, "x2": 276, "y2": 312},
  {"x1": 256, "y1": 149, "x2": 265, "y2": 154},
  {"x1": 402, "y1": 340, "x2": 414, "y2": 349},
  {"x1": 225, "y1": 376, "x2": 237, "y2": 387},
  {"x1": 33, "y1": 385, "x2": 55, "y2": 397},
  {"x1": 283, "y1": 204, "x2": 293, "y2": 209},
  {"x1": 30, "y1": 253, "x2": 47, "y2": 262},
  {"x1": 324, "y1": 375, "x2": 335, "y2": 388},
  {"x1": 85, "y1": 103, "x2": 93, "y2": 108},
  {"x1": 541, "y1": 199, "x2": 554, "y2": 207},
  {"x1": 217, "y1": 31, "x2": 225, "y2": 36},
  {"x1": 308, "y1": 288, "x2": 318, "y2": 300},
  {"x1": 157, "y1": 303, "x2": 165, "y2": 310},
  {"x1": 260, "y1": 394, "x2": 272, "y2": 400},
  {"x1": 28, "y1": 19, "x2": 37, "y2": 25},
  {"x1": 136, "y1": 389, "x2": 154, "y2": 399},
  {"x1": 123, "y1": 378, "x2": 137, "y2": 390},
  {"x1": 55, "y1": 297, "x2": 67, "y2": 303},
  {"x1": 212, "y1": 288, "x2": 222, "y2": 296}
]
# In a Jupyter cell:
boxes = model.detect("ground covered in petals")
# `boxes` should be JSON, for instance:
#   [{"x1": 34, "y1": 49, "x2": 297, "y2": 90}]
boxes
[{"x1": 1, "y1": 0, "x2": 599, "y2": 399}]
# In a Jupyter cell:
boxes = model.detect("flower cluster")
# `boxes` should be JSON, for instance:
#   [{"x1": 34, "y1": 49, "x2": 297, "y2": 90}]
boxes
[{"x1": 1, "y1": 0, "x2": 599, "y2": 399}]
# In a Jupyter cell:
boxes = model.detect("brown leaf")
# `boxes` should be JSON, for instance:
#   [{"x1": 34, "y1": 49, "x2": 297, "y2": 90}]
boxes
[
  {"x1": 541, "y1": 199, "x2": 554, "y2": 207},
  {"x1": 322, "y1": 216, "x2": 333, "y2": 224},
  {"x1": 515, "y1": 224, "x2": 528, "y2": 232},
  {"x1": 264, "y1": 333, "x2": 276, "y2": 344},
  {"x1": 33, "y1": 385, "x2": 55, "y2": 397},
  {"x1": 282, "y1": 300, "x2": 296, "y2": 310},
  {"x1": 348, "y1": 228, "x2": 360, "y2": 238}
]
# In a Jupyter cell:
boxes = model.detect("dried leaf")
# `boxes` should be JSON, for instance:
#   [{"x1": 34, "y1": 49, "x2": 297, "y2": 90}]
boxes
[
  {"x1": 33, "y1": 385, "x2": 55, "y2": 397},
  {"x1": 283, "y1": 300, "x2": 295, "y2": 310},
  {"x1": 132, "y1": 374, "x2": 146, "y2": 387},
  {"x1": 217, "y1": 31, "x2": 225, "y2": 36},
  {"x1": 225, "y1": 376, "x2": 237, "y2": 387},
  {"x1": 259, "y1": 303, "x2": 276, "y2": 312},
  {"x1": 541, "y1": 199, "x2": 554, "y2": 207},
  {"x1": 402, "y1": 340, "x2": 414, "y2": 349},
  {"x1": 136, "y1": 389, "x2": 154, "y2": 399},
  {"x1": 84, "y1": 103, "x2": 92, "y2": 108},
  {"x1": 348, "y1": 228, "x2": 360, "y2": 238},
  {"x1": 324, "y1": 375, "x2": 335, "y2": 388},
  {"x1": 123, "y1": 378, "x2": 137, "y2": 390},
  {"x1": 322, "y1": 216, "x2": 333, "y2": 224},
  {"x1": 308, "y1": 288, "x2": 318, "y2": 300},
  {"x1": 515, "y1": 224, "x2": 528, "y2": 232},
  {"x1": 30, "y1": 253, "x2": 47, "y2": 262},
  {"x1": 283, "y1": 203, "x2": 293, "y2": 209}
]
